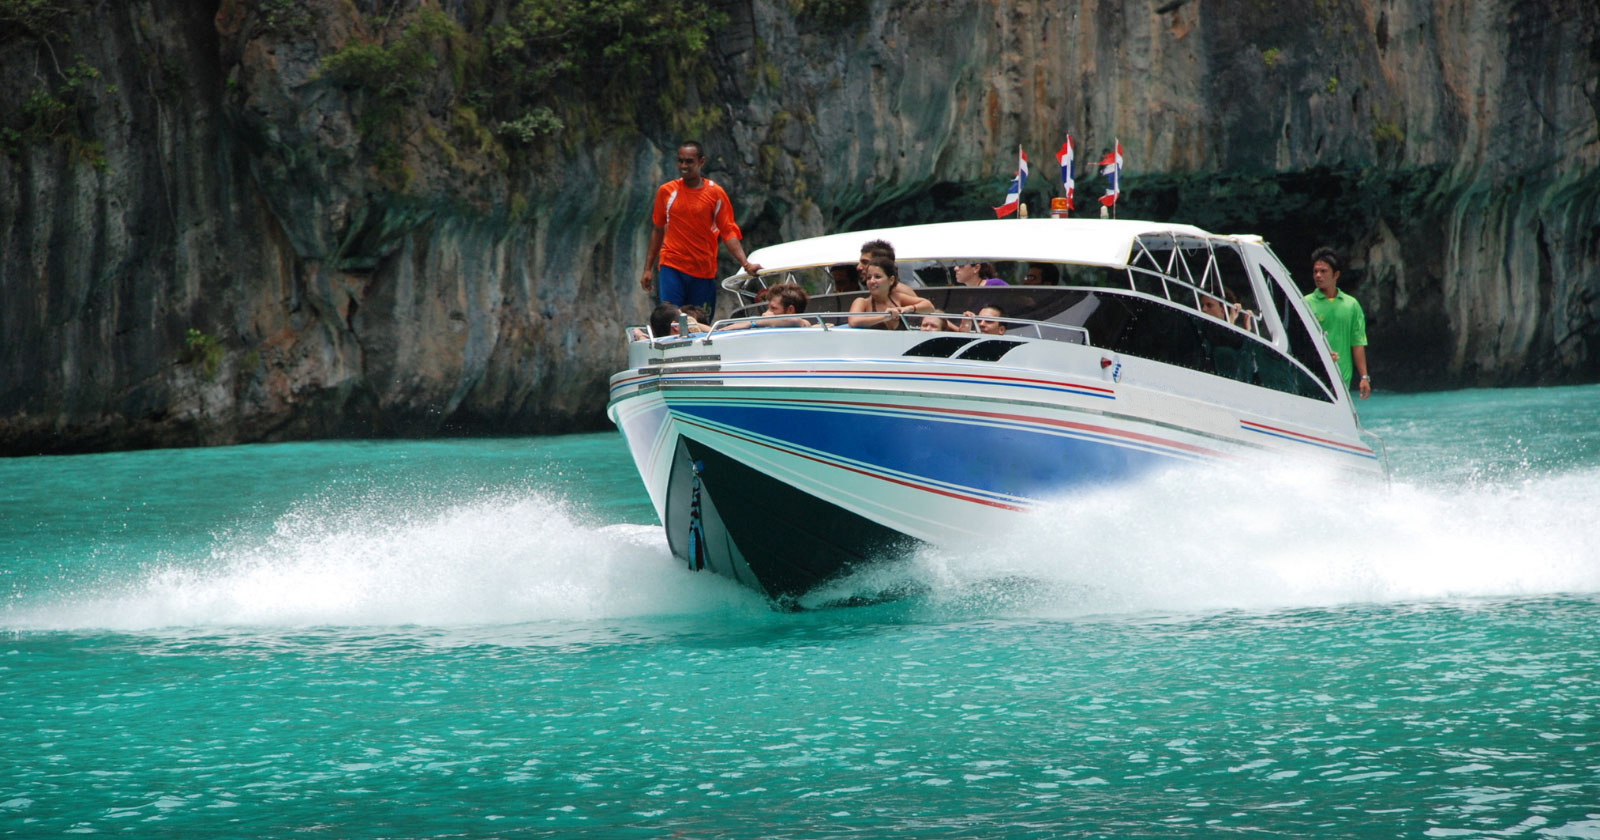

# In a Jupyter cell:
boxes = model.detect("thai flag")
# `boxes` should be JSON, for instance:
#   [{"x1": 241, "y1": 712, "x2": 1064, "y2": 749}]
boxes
[
  {"x1": 1057, "y1": 136, "x2": 1076, "y2": 210},
  {"x1": 1099, "y1": 140, "x2": 1123, "y2": 207},
  {"x1": 993, "y1": 146, "x2": 1028, "y2": 218}
]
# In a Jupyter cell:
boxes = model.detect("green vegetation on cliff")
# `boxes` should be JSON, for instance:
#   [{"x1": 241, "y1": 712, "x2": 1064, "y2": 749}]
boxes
[
  {"x1": 0, "y1": 0, "x2": 72, "y2": 38},
  {"x1": 0, "y1": 2, "x2": 110, "y2": 167},
  {"x1": 315, "y1": 0, "x2": 728, "y2": 184}
]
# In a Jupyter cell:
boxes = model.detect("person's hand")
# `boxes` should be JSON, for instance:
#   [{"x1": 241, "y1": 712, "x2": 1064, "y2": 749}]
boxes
[
  {"x1": 1329, "y1": 350, "x2": 1340, "y2": 363},
  {"x1": 639, "y1": 270, "x2": 654, "y2": 292},
  {"x1": 1358, "y1": 376, "x2": 1371, "y2": 400},
  {"x1": 743, "y1": 261, "x2": 763, "y2": 276}
]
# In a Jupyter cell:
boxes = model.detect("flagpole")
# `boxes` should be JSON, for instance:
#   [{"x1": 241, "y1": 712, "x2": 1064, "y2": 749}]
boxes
[{"x1": 1097, "y1": 140, "x2": 1123, "y2": 220}]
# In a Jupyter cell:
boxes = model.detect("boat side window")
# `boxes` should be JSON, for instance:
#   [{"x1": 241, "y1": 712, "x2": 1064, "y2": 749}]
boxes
[
  {"x1": 900, "y1": 262, "x2": 940, "y2": 287},
  {"x1": 1174, "y1": 238, "x2": 1214, "y2": 291},
  {"x1": 1260, "y1": 264, "x2": 1337, "y2": 398},
  {"x1": 1128, "y1": 234, "x2": 1177, "y2": 299},
  {"x1": 1059, "y1": 265, "x2": 1123, "y2": 288},
  {"x1": 1080, "y1": 292, "x2": 1332, "y2": 401},
  {"x1": 1127, "y1": 267, "x2": 1170, "y2": 299},
  {"x1": 1116, "y1": 301, "x2": 1211, "y2": 371},
  {"x1": 1214, "y1": 245, "x2": 1270, "y2": 340}
]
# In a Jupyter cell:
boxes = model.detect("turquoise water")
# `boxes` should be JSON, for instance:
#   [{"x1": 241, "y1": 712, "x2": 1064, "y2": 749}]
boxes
[{"x1": 4, "y1": 387, "x2": 1599, "y2": 838}]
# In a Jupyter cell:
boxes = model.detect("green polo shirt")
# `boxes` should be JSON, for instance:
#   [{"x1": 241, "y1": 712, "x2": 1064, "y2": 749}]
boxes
[{"x1": 1304, "y1": 289, "x2": 1367, "y2": 385}]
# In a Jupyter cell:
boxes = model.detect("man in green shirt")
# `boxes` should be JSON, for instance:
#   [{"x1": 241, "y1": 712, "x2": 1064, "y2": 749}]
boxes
[{"x1": 1304, "y1": 246, "x2": 1371, "y2": 400}]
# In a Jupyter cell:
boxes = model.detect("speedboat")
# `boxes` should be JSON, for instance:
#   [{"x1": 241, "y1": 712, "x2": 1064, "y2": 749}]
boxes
[{"x1": 607, "y1": 218, "x2": 1386, "y2": 602}]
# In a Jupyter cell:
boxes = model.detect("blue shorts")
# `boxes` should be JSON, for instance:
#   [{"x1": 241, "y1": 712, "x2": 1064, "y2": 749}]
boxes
[{"x1": 659, "y1": 265, "x2": 716, "y2": 319}]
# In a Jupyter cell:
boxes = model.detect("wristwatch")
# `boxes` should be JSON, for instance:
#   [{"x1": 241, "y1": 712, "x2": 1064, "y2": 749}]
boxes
[{"x1": 1360, "y1": 375, "x2": 1370, "y2": 381}]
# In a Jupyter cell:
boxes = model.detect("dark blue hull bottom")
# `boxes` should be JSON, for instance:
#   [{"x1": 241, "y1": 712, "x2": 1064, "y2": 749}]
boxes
[{"x1": 664, "y1": 437, "x2": 920, "y2": 602}]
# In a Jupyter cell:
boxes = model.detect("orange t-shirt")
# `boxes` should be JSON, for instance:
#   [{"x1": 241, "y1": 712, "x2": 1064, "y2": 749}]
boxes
[{"x1": 652, "y1": 178, "x2": 743, "y2": 279}]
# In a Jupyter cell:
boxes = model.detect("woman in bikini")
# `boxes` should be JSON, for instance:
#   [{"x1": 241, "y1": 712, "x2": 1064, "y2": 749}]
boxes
[{"x1": 848, "y1": 256, "x2": 933, "y2": 329}]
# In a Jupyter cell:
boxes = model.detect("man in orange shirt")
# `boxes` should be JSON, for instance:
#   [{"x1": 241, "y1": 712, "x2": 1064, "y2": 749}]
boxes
[{"x1": 639, "y1": 141, "x2": 762, "y2": 320}]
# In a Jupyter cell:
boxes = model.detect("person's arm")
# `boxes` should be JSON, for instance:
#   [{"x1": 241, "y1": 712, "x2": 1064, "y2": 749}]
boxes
[
  {"x1": 640, "y1": 223, "x2": 665, "y2": 291},
  {"x1": 1352, "y1": 345, "x2": 1370, "y2": 400},
  {"x1": 848, "y1": 296, "x2": 890, "y2": 328},
  {"x1": 889, "y1": 286, "x2": 934, "y2": 314},
  {"x1": 721, "y1": 234, "x2": 762, "y2": 277},
  {"x1": 715, "y1": 191, "x2": 762, "y2": 276}
]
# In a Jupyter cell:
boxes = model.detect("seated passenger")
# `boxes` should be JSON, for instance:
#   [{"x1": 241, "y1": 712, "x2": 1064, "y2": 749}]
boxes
[
  {"x1": 1023, "y1": 262, "x2": 1059, "y2": 286},
  {"x1": 648, "y1": 302, "x2": 710, "y2": 338},
  {"x1": 854, "y1": 239, "x2": 895, "y2": 287},
  {"x1": 962, "y1": 304, "x2": 1008, "y2": 335},
  {"x1": 955, "y1": 261, "x2": 1008, "y2": 287},
  {"x1": 719, "y1": 283, "x2": 812, "y2": 330},
  {"x1": 849, "y1": 256, "x2": 933, "y2": 329},
  {"x1": 1224, "y1": 288, "x2": 1257, "y2": 332},
  {"x1": 859, "y1": 238, "x2": 895, "y2": 269},
  {"x1": 830, "y1": 263, "x2": 862, "y2": 293},
  {"x1": 1199, "y1": 290, "x2": 1257, "y2": 332},
  {"x1": 762, "y1": 282, "x2": 809, "y2": 326},
  {"x1": 680, "y1": 304, "x2": 711, "y2": 326}
]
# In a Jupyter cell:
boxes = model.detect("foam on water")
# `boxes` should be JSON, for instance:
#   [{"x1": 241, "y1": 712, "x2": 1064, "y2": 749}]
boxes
[
  {"x1": 7, "y1": 454, "x2": 1598, "y2": 633},
  {"x1": 5, "y1": 491, "x2": 765, "y2": 632},
  {"x1": 804, "y1": 461, "x2": 1600, "y2": 615}
]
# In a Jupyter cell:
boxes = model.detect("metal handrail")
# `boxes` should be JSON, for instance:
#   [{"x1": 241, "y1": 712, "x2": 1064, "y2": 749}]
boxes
[{"x1": 675, "y1": 311, "x2": 1094, "y2": 346}]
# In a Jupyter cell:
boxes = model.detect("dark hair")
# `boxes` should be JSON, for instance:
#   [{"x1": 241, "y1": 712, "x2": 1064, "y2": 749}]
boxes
[
  {"x1": 766, "y1": 282, "x2": 809, "y2": 313},
  {"x1": 680, "y1": 304, "x2": 709, "y2": 324},
  {"x1": 1311, "y1": 246, "x2": 1342, "y2": 274},
  {"x1": 861, "y1": 239, "x2": 896, "y2": 261},
  {"x1": 829, "y1": 263, "x2": 861, "y2": 292},
  {"x1": 678, "y1": 140, "x2": 706, "y2": 159},
  {"x1": 978, "y1": 303, "x2": 1005, "y2": 317},
  {"x1": 1027, "y1": 262, "x2": 1060, "y2": 285},
  {"x1": 865, "y1": 255, "x2": 899, "y2": 287},
  {"x1": 649, "y1": 303, "x2": 681, "y2": 337}
]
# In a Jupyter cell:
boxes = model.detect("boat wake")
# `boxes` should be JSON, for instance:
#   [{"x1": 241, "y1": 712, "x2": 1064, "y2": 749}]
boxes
[
  {"x1": 3, "y1": 491, "x2": 765, "y2": 633},
  {"x1": 798, "y1": 462, "x2": 1600, "y2": 616},
  {"x1": 7, "y1": 462, "x2": 1596, "y2": 633}
]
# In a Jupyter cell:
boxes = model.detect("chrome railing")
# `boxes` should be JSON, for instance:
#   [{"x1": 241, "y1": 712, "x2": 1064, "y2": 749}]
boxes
[{"x1": 626, "y1": 311, "x2": 1091, "y2": 346}]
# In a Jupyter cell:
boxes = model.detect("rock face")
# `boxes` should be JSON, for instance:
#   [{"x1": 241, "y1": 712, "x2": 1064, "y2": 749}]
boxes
[{"x1": 2, "y1": 0, "x2": 1597, "y2": 454}]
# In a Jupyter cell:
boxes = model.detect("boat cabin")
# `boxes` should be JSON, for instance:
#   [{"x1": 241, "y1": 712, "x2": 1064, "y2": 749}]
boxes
[{"x1": 713, "y1": 219, "x2": 1344, "y2": 404}]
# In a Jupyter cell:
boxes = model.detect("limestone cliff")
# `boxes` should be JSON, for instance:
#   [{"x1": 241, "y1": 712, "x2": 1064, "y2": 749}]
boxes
[{"x1": 2, "y1": 0, "x2": 1596, "y2": 454}]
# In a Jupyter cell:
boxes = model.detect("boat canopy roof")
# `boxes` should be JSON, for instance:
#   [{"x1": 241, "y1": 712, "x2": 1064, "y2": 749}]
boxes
[{"x1": 737, "y1": 218, "x2": 1262, "y2": 277}]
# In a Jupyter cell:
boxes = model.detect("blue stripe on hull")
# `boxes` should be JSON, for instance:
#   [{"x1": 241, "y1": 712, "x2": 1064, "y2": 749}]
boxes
[{"x1": 673, "y1": 400, "x2": 1182, "y2": 503}]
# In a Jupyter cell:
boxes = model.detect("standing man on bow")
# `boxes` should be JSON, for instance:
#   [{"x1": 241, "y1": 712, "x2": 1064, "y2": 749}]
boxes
[
  {"x1": 640, "y1": 141, "x2": 761, "y2": 321},
  {"x1": 1305, "y1": 246, "x2": 1371, "y2": 400}
]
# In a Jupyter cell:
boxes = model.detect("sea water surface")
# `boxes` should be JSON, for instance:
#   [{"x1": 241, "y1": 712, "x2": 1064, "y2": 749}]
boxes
[{"x1": 3, "y1": 386, "x2": 1599, "y2": 838}]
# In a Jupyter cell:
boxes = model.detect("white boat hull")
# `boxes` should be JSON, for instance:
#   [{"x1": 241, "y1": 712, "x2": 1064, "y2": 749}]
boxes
[{"x1": 609, "y1": 327, "x2": 1381, "y2": 600}]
